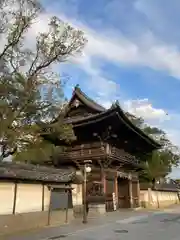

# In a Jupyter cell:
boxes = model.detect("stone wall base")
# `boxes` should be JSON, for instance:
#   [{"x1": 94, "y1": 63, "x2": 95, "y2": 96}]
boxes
[
  {"x1": 73, "y1": 204, "x2": 106, "y2": 218},
  {"x1": 0, "y1": 209, "x2": 74, "y2": 236},
  {"x1": 88, "y1": 204, "x2": 106, "y2": 217},
  {"x1": 141, "y1": 200, "x2": 179, "y2": 209},
  {"x1": 73, "y1": 205, "x2": 83, "y2": 218}
]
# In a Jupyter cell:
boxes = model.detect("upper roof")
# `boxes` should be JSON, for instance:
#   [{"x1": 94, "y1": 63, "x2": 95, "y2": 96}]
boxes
[
  {"x1": 64, "y1": 86, "x2": 161, "y2": 150},
  {"x1": 0, "y1": 162, "x2": 80, "y2": 183},
  {"x1": 64, "y1": 85, "x2": 106, "y2": 117}
]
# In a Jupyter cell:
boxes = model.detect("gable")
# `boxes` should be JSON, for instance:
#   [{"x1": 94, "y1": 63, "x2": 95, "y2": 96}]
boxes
[
  {"x1": 65, "y1": 96, "x2": 100, "y2": 118},
  {"x1": 64, "y1": 86, "x2": 105, "y2": 118}
]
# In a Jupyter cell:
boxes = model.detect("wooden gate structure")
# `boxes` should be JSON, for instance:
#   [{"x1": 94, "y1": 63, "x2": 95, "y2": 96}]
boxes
[{"x1": 47, "y1": 86, "x2": 161, "y2": 211}]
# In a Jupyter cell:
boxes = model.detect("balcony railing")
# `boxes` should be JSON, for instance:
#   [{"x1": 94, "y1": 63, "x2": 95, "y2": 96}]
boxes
[
  {"x1": 110, "y1": 147, "x2": 139, "y2": 165},
  {"x1": 59, "y1": 142, "x2": 106, "y2": 161},
  {"x1": 58, "y1": 142, "x2": 139, "y2": 166}
]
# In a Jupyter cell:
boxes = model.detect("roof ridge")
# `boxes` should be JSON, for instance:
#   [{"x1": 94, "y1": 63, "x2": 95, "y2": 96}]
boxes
[
  {"x1": 115, "y1": 105, "x2": 161, "y2": 148},
  {"x1": 74, "y1": 85, "x2": 106, "y2": 112}
]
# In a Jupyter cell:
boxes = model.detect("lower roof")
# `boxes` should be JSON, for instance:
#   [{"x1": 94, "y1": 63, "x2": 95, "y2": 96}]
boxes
[
  {"x1": 140, "y1": 182, "x2": 178, "y2": 192},
  {"x1": 0, "y1": 162, "x2": 79, "y2": 183}
]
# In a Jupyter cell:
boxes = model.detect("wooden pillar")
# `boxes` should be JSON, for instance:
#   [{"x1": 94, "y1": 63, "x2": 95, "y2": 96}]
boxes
[
  {"x1": 114, "y1": 173, "x2": 118, "y2": 209},
  {"x1": 47, "y1": 187, "x2": 52, "y2": 226},
  {"x1": 137, "y1": 179, "x2": 141, "y2": 207},
  {"x1": 102, "y1": 170, "x2": 106, "y2": 194},
  {"x1": 65, "y1": 190, "x2": 69, "y2": 223},
  {"x1": 128, "y1": 178, "x2": 133, "y2": 208},
  {"x1": 102, "y1": 170, "x2": 106, "y2": 211}
]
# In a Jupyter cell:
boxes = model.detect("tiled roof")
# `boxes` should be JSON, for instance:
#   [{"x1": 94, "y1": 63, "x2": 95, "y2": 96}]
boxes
[
  {"x1": 140, "y1": 182, "x2": 178, "y2": 192},
  {"x1": 0, "y1": 162, "x2": 77, "y2": 183}
]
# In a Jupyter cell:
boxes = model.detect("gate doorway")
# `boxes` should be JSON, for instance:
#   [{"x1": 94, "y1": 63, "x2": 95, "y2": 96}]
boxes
[
  {"x1": 105, "y1": 178, "x2": 115, "y2": 212},
  {"x1": 117, "y1": 178, "x2": 130, "y2": 208}
]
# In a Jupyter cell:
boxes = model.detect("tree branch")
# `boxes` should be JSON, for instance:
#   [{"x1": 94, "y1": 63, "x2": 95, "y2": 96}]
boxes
[{"x1": 0, "y1": 16, "x2": 29, "y2": 60}]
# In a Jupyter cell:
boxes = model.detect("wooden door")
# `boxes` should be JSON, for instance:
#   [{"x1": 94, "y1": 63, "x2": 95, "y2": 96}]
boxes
[
  {"x1": 117, "y1": 178, "x2": 130, "y2": 208},
  {"x1": 105, "y1": 178, "x2": 115, "y2": 212}
]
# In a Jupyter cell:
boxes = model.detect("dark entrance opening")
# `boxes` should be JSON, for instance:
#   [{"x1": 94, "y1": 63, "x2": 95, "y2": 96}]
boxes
[{"x1": 117, "y1": 178, "x2": 130, "y2": 208}]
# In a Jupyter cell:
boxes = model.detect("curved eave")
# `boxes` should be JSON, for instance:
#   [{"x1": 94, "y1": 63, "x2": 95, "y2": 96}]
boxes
[
  {"x1": 115, "y1": 105, "x2": 161, "y2": 149},
  {"x1": 64, "y1": 108, "x2": 115, "y2": 125},
  {"x1": 65, "y1": 106, "x2": 161, "y2": 150}
]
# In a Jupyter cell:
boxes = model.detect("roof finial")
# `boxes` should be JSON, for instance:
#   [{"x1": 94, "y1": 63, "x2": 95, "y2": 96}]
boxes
[
  {"x1": 111, "y1": 100, "x2": 119, "y2": 109},
  {"x1": 115, "y1": 100, "x2": 120, "y2": 106},
  {"x1": 75, "y1": 84, "x2": 80, "y2": 89}
]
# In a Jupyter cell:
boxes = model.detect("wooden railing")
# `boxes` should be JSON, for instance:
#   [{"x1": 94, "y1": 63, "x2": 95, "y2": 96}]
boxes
[
  {"x1": 110, "y1": 147, "x2": 139, "y2": 165},
  {"x1": 58, "y1": 142, "x2": 139, "y2": 165},
  {"x1": 59, "y1": 142, "x2": 106, "y2": 161}
]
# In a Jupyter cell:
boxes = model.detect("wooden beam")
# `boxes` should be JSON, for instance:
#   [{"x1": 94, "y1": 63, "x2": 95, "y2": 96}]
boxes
[
  {"x1": 97, "y1": 159, "x2": 103, "y2": 169},
  {"x1": 115, "y1": 164, "x2": 124, "y2": 171}
]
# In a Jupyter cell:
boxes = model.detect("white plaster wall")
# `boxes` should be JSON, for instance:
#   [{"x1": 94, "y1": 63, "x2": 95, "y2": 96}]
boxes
[
  {"x1": 0, "y1": 181, "x2": 81, "y2": 215},
  {"x1": 71, "y1": 184, "x2": 82, "y2": 206},
  {"x1": 0, "y1": 182, "x2": 14, "y2": 214},
  {"x1": 140, "y1": 189, "x2": 179, "y2": 207},
  {"x1": 16, "y1": 184, "x2": 43, "y2": 213}
]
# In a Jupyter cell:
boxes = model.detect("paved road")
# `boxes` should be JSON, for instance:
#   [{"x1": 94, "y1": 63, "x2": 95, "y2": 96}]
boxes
[
  {"x1": 4, "y1": 207, "x2": 180, "y2": 240},
  {"x1": 78, "y1": 212, "x2": 180, "y2": 240},
  {"x1": 48, "y1": 211, "x2": 180, "y2": 240}
]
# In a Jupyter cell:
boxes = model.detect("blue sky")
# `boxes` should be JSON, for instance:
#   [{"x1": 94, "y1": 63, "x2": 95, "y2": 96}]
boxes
[{"x1": 40, "y1": 0, "x2": 180, "y2": 178}]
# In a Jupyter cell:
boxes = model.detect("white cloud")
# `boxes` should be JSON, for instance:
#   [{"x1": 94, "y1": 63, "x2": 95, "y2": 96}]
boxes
[
  {"x1": 54, "y1": 12, "x2": 180, "y2": 79},
  {"x1": 21, "y1": 8, "x2": 180, "y2": 101},
  {"x1": 124, "y1": 99, "x2": 169, "y2": 121},
  {"x1": 122, "y1": 98, "x2": 180, "y2": 149},
  {"x1": 95, "y1": 98, "x2": 112, "y2": 109},
  {"x1": 168, "y1": 166, "x2": 180, "y2": 179}
]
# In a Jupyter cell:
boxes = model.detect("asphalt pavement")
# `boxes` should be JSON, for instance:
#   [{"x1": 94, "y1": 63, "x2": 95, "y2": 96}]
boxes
[{"x1": 3, "y1": 206, "x2": 180, "y2": 240}]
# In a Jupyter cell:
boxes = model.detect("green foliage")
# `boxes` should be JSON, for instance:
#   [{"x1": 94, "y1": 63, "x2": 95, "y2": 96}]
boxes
[
  {"x1": 0, "y1": 72, "x2": 75, "y2": 163},
  {"x1": 0, "y1": 0, "x2": 86, "y2": 162},
  {"x1": 128, "y1": 113, "x2": 180, "y2": 183},
  {"x1": 143, "y1": 126, "x2": 165, "y2": 136},
  {"x1": 140, "y1": 151, "x2": 171, "y2": 186},
  {"x1": 126, "y1": 112, "x2": 144, "y2": 129}
]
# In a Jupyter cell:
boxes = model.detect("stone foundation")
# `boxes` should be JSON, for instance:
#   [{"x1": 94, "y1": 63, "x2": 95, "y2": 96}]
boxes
[
  {"x1": 88, "y1": 204, "x2": 106, "y2": 216},
  {"x1": 73, "y1": 205, "x2": 83, "y2": 218},
  {"x1": 0, "y1": 209, "x2": 74, "y2": 236}
]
